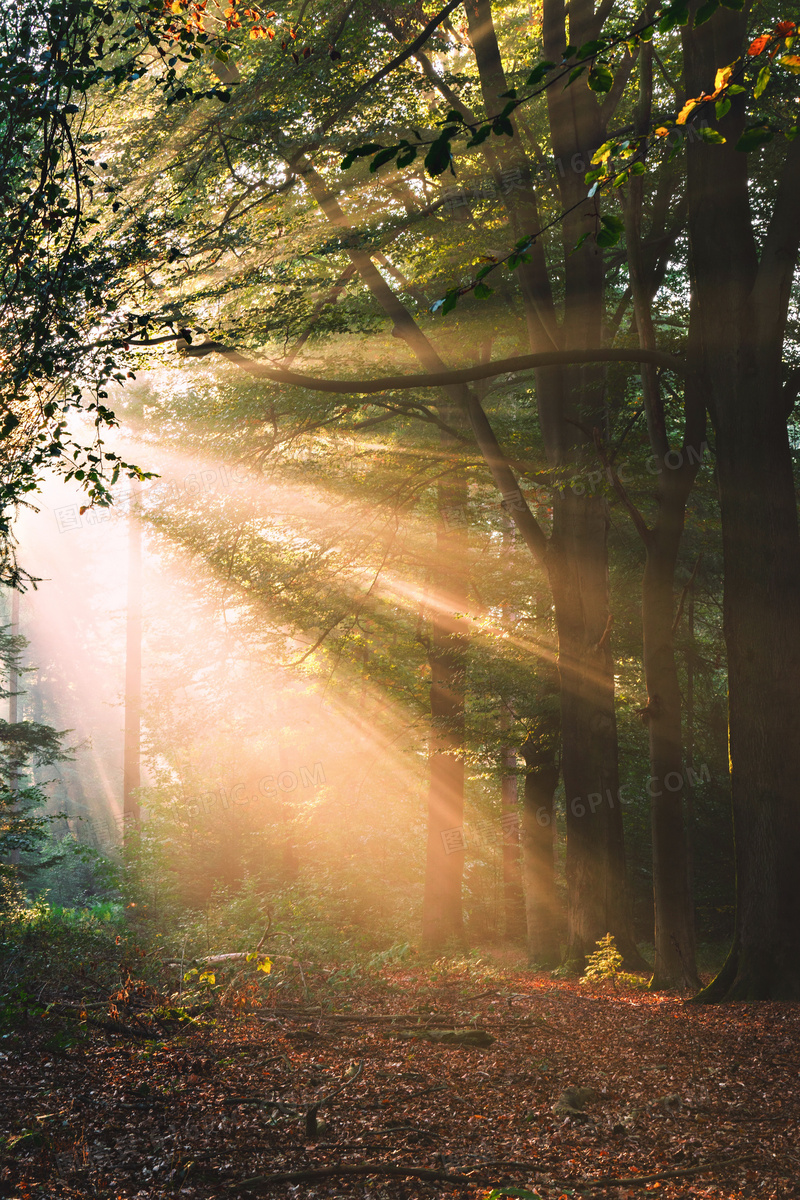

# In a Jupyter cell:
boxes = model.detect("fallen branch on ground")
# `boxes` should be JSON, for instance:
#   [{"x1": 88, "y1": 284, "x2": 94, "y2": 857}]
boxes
[{"x1": 228, "y1": 1155, "x2": 747, "y2": 1192}]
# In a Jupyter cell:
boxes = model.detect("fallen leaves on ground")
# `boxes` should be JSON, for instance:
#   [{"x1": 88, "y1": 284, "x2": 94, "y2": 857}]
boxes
[{"x1": 0, "y1": 968, "x2": 796, "y2": 1199}]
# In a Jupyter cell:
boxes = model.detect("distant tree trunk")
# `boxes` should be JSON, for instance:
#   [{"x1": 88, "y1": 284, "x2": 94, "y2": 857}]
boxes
[
  {"x1": 501, "y1": 742, "x2": 525, "y2": 942},
  {"x1": 123, "y1": 480, "x2": 142, "y2": 836},
  {"x1": 422, "y1": 459, "x2": 468, "y2": 951},
  {"x1": 278, "y1": 741, "x2": 299, "y2": 881},
  {"x1": 520, "y1": 734, "x2": 560, "y2": 965},
  {"x1": 7, "y1": 588, "x2": 20, "y2": 865},
  {"x1": 683, "y1": 9, "x2": 800, "y2": 999}
]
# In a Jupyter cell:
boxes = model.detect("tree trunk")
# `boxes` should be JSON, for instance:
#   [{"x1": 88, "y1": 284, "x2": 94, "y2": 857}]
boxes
[
  {"x1": 549, "y1": 489, "x2": 639, "y2": 965},
  {"x1": 683, "y1": 7, "x2": 800, "y2": 998},
  {"x1": 621, "y1": 155, "x2": 701, "y2": 991},
  {"x1": 501, "y1": 743, "x2": 525, "y2": 943},
  {"x1": 465, "y1": 0, "x2": 640, "y2": 969},
  {"x1": 520, "y1": 736, "x2": 560, "y2": 965},
  {"x1": 421, "y1": 464, "x2": 469, "y2": 951},
  {"x1": 642, "y1": 514, "x2": 700, "y2": 991},
  {"x1": 123, "y1": 479, "x2": 142, "y2": 837}
]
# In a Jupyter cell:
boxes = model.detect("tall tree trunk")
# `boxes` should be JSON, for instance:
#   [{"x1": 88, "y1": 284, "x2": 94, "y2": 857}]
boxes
[
  {"x1": 520, "y1": 733, "x2": 560, "y2": 965},
  {"x1": 422, "y1": 459, "x2": 468, "y2": 951},
  {"x1": 619, "y1": 145, "x2": 701, "y2": 990},
  {"x1": 642, "y1": 507, "x2": 700, "y2": 991},
  {"x1": 501, "y1": 741, "x2": 525, "y2": 942},
  {"x1": 683, "y1": 8, "x2": 800, "y2": 998},
  {"x1": 123, "y1": 480, "x2": 142, "y2": 836},
  {"x1": 465, "y1": 0, "x2": 640, "y2": 967}
]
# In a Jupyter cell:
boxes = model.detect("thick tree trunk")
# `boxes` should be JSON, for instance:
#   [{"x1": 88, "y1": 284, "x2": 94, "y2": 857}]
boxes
[
  {"x1": 683, "y1": 8, "x2": 800, "y2": 998},
  {"x1": 520, "y1": 737, "x2": 560, "y2": 965},
  {"x1": 642, "y1": 517, "x2": 700, "y2": 991},
  {"x1": 622, "y1": 165, "x2": 701, "y2": 991},
  {"x1": 422, "y1": 467, "x2": 469, "y2": 951},
  {"x1": 697, "y1": 391, "x2": 800, "y2": 999},
  {"x1": 466, "y1": 0, "x2": 640, "y2": 969},
  {"x1": 549, "y1": 490, "x2": 640, "y2": 965}
]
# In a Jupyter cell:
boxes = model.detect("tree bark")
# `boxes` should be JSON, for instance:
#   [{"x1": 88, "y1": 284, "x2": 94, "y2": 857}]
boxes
[
  {"x1": 683, "y1": 8, "x2": 800, "y2": 998},
  {"x1": 422, "y1": 461, "x2": 469, "y2": 951},
  {"x1": 465, "y1": 0, "x2": 641, "y2": 968},
  {"x1": 501, "y1": 742, "x2": 526, "y2": 943},
  {"x1": 520, "y1": 734, "x2": 560, "y2": 965},
  {"x1": 619, "y1": 142, "x2": 701, "y2": 990},
  {"x1": 123, "y1": 479, "x2": 142, "y2": 836}
]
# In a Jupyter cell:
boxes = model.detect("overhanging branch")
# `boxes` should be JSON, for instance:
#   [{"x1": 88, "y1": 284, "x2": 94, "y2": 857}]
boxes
[{"x1": 171, "y1": 341, "x2": 689, "y2": 393}]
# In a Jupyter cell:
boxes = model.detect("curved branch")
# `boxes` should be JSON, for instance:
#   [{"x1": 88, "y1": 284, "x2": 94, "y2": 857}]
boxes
[{"x1": 178, "y1": 342, "x2": 690, "y2": 392}]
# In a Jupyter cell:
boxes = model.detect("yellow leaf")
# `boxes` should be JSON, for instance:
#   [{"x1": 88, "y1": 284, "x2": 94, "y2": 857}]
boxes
[
  {"x1": 714, "y1": 65, "x2": 733, "y2": 91},
  {"x1": 781, "y1": 54, "x2": 800, "y2": 72},
  {"x1": 171, "y1": 1, "x2": 182, "y2": 12},
  {"x1": 655, "y1": 126, "x2": 670, "y2": 137},
  {"x1": 257, "y1": 957, "x2": 272, "y2": 973},
  {"x1": 676, "y1": 98, "x2": 699, "y2": 125}
]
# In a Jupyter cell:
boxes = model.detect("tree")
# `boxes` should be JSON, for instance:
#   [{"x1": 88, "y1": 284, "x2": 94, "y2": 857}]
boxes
[{"x1": 0, "y1": 621, "x2": 70, "y2": 880}]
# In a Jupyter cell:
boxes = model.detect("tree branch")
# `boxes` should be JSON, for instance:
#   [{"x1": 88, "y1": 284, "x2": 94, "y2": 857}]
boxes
[{"x1": 176, "y1": 342, "x2": 690, "y2": 392}]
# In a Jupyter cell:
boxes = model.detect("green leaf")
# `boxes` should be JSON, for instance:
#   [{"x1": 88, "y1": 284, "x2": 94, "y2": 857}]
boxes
[
  {"x1": 340, "y1": 143, "x2": 382, "y2": 170},
  {"x1": 473, "y1": 282, "x2": 493, "y2": 299},
  {"x1": 735, "y1": 124, "x2": 774, "y2": 151},
  {"x1": 693, "y1": 0, "x2": 719, "y2": 26},
  {"x1": 440, "y1": 290, "x2": 459, "y2": 315},
  {"x1": 567, "y1": 65, "x2": 587, "y2": 86},
  {"x1": 696, "y1": 126, "x2": 726, "y2": 143},
  {"x1": 526, "y1": 60, "x2": 556, "y2": 86},
  {"x1": 596, "y1": 212, "x2": 624, "y2": 246},
  {"x1": 466, "y1": 125, "x2": 493, "y2": 146},
  {"x1": 396, "y1": 145, "x2": 417, "y2": 167},
  {"x1": 630, "y1": 160, "x2": 646, "y2": 174},
  {"x1": 715, "y1": 97, "x2": 731, "y2": 119},
  {"x1": 754, "y1": 65, "x2": 770, "y2": 99},
  {"x1": 492, "y1": 115, "x2": 514, "y2": 137},
  {"x1": 658, "y1": 0, "x2": 690, "y2": 32},
  {"x1": 424, "y1": 136, "x2": 454, "y2": 176},
  {"x1": 588, "y1": 64, "x2": 614, "y2": 92},
  {"x1": 369, "y1": 146, "x2": 399, "y2": 172},
  {"x1": 576, "y1": 39, "x2": 607, "y2": 60}
]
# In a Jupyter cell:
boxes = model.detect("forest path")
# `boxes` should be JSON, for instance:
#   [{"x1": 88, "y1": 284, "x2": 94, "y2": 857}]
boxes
[{"x1": 0, "y1": 973, "x2": 795, "y2": 1198}]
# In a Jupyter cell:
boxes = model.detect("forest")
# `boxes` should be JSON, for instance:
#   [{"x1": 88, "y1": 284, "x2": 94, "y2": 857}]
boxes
[{"x1": 0, "y1": 0, "x2": 799, "y2": 1196}]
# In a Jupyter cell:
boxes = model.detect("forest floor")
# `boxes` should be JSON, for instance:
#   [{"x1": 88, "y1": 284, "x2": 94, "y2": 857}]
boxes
[{"x1": 1, "y1": 964, "x2": 798, "y2": 1200}]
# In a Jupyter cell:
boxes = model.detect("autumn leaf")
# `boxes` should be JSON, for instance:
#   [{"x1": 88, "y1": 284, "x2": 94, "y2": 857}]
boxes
[
  {"x1": 781, "y1": 54, "x2": 800, "y2": 72},
  {"x1": 748, "y1": 34, "x2": 770, "y2": 55}
]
